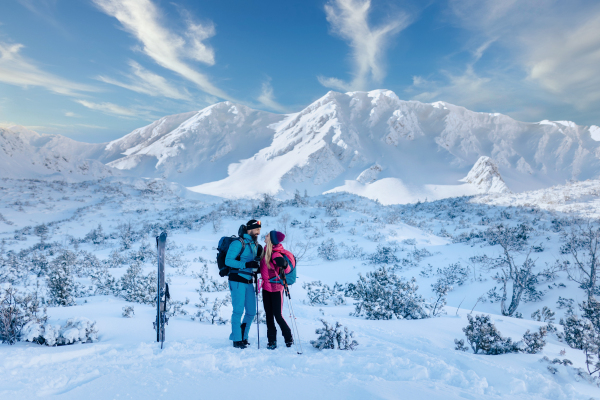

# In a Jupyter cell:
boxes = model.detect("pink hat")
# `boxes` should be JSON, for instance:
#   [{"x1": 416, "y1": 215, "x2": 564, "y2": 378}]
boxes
[{"x1": 270, "y1": 230, "x2": 285, "y2": 245}]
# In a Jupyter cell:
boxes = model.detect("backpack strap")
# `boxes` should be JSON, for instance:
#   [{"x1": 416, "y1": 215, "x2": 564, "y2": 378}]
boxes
[{"x1": 234, "y1": 237, "x2": 246, "y2": 261}]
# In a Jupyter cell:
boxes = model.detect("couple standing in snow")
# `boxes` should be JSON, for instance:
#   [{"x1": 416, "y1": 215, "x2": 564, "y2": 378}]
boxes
[{"x1": 225, "y1": 219, "x2": 294, "y2": 350}]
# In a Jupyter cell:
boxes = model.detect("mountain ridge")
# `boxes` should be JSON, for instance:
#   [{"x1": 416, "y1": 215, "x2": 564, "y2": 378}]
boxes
[{"x1": 3, "y1": 89, "x2": 599, "y2": 203}]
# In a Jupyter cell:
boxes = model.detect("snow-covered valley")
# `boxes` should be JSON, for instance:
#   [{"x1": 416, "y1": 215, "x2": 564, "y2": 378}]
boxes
[{"x1": 1, "y1": 176, "x2": 600, "y2": 399}]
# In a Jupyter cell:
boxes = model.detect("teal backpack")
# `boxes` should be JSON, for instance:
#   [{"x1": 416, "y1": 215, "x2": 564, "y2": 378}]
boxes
[{"x1": 268, "y1": 249, "x2": 296, "y2": 286}]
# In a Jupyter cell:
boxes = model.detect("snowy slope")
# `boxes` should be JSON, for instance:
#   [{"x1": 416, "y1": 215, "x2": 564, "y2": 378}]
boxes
[
  {"x1": 1, "y1": 178, "x2": 600, "y2": 398},
  {"x1": 0, "y1": 126, "x2": 117, "y2": 181}
]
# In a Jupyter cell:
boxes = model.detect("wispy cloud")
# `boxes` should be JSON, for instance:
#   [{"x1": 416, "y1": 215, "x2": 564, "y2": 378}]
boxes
[
  {"x1": 257, "y1": 78, "x2": 288, "y2": 113},
  {"x1": 98, "y1": 60, "x2": 191, "y2": 100},
  {"x1": 75, "y1": 99, "x2": 137, "y2": 117},
  {"x1": 447, "y1": 0, "x2": 600, "y2": 111},
  {"x1": 92, "y1": 0, "x2": 231, "y2": 100},
  {"x1": 318, "y1": 0, "x2": 411, "y2": 91},
  {"x1": 0, "y1": 41, "x2": 95, "y2": 96}
]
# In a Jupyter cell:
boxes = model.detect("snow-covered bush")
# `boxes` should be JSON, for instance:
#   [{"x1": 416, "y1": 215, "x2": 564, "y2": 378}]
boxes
[
  {"x1": 118, "y1": 261, "x2": 157, "y2": 305},
  {"x1": 531, "y1": 306, "x2": 555, "y2": 323},
  {"x1": 318, "y1": 238, "x2": 339, "y2": 261},
  {"x1": 0, "y1": 285, "x2": 25, "y2": 344},
  {"x1": 436, "y1": 262, "x2": 470, "y2": 287},
  {"x1": 459, "y1": 314, "x2": 520, "y2": 355},
  {"x1": 430, "y1": 281, "x2": 450, "y2": 317},
  {"x1": 22, "y1": 317, "x2": 98, "y2": 346},
  {"x1": 560, "y1": 219, "x2": 600, "y2": 301},
  {"x1": 33, "y1": 223, "x2": 49, "y2": 243},
  {"x1": 522, "y1": 326, "x2": 547, "y2": 354},
  {"x1": 557, "y1": 296, "x2": 575, "y2": 313},
  {"x1": 348, "y1": 267, "x2": 428, "y2": 320},
  {"x1": 302, "y1": 281, "x2": 346, "y2": 306},
  {"x1": 122, "y1": 306, "x2": 134, "y2": 318},
  {"x1": 192, "y1": 290, "x2": 229, "y2": 325},
  {"x1": 192, "y1": 264, "x2": 227, "y2": 292},
  {"x1": 252, "y1": 193, "x2": 280, "y2": 217},
  {"x1": 117, "y1": 221, "x2": 139, "y2": 250},
  {"x1": 326, "y1": 218, "x2": 343, "y2": 232},
  {"x1": 340, "y1": 243, "x2": 364, "y2": 259},
  {"x1": 324, "y1": 199, "x2": 344, "y2": 217},
  {"x1": 90, "y1": 266, "x2": 118, "y2": 295},
  {"x1": 84, "y1": 224, "x2": 107, "y2": 245},
  {"x1": 484, "y1": 224, "x2": 554, "y2": 316},
  {"x1": 368, "y1": 244, "x2": 399, "y2": 265},
  {"x1": 290, "y1": 190, "x2": 308, "y2": 207},
  {"x1": 579, "y1": 298, "x2": 600, "y2": 376},
  {"x1": 47, "y1": 254, "x2": 77, "y2": 306},
  {"x1": 167, "y1": 300, "x2": 189, "y2": 317},
  {"x1": 311, "y1": 319, "x2": 358, "y2": 350}
]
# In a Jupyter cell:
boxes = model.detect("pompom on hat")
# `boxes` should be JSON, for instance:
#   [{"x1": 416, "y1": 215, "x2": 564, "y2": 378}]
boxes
[{"x1": 269, "y1": 230, "x2": 285, "y2": 245}]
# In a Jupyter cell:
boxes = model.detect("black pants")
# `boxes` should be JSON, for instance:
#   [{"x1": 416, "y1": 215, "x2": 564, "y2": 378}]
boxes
[{"x1": 262, "y1": 289, "x2": 292, "y2": 343}]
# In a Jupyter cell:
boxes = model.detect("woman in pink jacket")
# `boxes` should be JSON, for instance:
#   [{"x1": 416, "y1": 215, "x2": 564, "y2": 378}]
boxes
[{"x1": 260, "y1": 230, "x2": 294, "y2": 350}]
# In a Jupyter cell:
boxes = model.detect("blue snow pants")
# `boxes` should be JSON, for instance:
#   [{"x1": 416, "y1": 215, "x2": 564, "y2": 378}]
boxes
[{"x1": 229, "y1": 281, "x2": 256, "y2": 342}]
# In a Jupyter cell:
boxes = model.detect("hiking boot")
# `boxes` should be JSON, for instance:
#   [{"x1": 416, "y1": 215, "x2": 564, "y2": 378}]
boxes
[
  {"x1": 241, "y1": 323, "x2": 249, "y2": 346},
  {"x1": 285, "y1": 339, "x2": 294, "y2": 348},
  {"x1": 267, "y1": 341, "x2": 277, "y2": 350},
  {"x1": 233, "y1": 340, "x2": 248, "y2": 349}
]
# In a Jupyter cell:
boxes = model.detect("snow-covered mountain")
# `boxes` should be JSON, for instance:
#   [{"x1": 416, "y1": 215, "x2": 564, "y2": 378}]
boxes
[
  {"x1": 187, "y1": 90, "x2": 600, "y2": 202},
  {"x1": 104, "y1": 103, "x2": 283, "y2": 186},
  {"x1": 0, "y1": 126, "x2": 117, "y2": 181},
  {"x1": 2, "y1": 89, "x2": 599, "y2": 203}
]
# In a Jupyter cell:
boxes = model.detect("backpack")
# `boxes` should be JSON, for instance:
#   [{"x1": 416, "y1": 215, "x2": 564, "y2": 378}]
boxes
[
  {"x1": 268, "y1": 249, "x2": 297, "y2": 286},
  {"x1": 216, "y1": 225, "x2": 247, "y2": 277}
]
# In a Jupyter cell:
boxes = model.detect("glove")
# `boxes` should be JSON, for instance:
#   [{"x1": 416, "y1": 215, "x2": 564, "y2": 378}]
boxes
[
  {"x1": 274, "y1": 257, "x2": 288, "y2": 268},
  {"x1": 245, "y1": 260, "x2": 259, "y2": 271},
  {"x1": 256, "y1": 244, "x2": 264, "y2": 258}
]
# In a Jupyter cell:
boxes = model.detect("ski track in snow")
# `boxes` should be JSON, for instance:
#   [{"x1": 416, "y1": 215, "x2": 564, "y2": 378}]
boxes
[{"x1": 1, "y1": 178, "x2": 600, "y2": 399}]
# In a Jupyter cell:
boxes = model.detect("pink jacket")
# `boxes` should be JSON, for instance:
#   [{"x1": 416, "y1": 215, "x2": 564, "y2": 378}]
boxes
[{"x1": 260, "y1": 243, "x2": 293, "y2": 292}]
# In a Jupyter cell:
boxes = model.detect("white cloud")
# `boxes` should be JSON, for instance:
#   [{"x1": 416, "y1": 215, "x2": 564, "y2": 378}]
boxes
[
  {"x1": 409, "y1": 66, "x2": 495, "y2": 107},
  {"x1": 64, "y1": 111, "x2": 77, "y2": 117},
  {"x1": 75, "y1": 99, "x2": 137, "y2": 117},
  {"x1": 92, "y1": 0, "x2": 230, "y2": 100},
  {"x1": 98, "y1": 60, "x2": 191, "y2": 100},
  {"x1": 0, "y1": 41, "x2": 95, "y2": 96},
  {"x1": 256, "y1": 78, "x2": 288, "y2": 113},
  {"x1": 448, "y1": 0, "x2": 600, "y2": 110},
  {"x1": 525, "y1": 12, "x2": 600, "y2": 107},
  {"x1": 319, "y1": 0, "x2": 411, "y2": 91}
]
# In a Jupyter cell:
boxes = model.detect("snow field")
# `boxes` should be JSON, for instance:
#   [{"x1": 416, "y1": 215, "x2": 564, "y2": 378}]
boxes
[{"x1": 1, "y1": 177, "x2": 600, "y2": 399}]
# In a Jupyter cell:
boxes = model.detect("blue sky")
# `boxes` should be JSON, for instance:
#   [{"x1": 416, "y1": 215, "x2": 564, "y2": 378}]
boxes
[{"x1": 0, "y1": 0, "x2": 599, "y2": 143}]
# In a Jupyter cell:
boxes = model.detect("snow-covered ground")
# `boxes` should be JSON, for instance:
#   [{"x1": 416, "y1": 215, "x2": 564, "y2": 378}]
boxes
[{"x1": 1, "y1": 177, "x2": 600, "y2": 399}]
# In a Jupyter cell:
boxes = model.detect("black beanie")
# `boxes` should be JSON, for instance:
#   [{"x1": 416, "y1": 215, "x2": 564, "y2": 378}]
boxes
[{"x1": 246, "y1": 219, "x2": 261, "y2": 230}]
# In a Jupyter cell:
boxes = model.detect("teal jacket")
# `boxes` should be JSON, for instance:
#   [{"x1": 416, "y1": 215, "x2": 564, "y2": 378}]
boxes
[{"x1": 225, "y1": 234, "x2": 258, "y2": 280}]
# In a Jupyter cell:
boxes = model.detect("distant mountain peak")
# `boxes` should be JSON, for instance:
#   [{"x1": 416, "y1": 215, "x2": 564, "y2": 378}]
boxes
[{"x1": 462, "y1": 156, "x2": 510, "y2": 194}]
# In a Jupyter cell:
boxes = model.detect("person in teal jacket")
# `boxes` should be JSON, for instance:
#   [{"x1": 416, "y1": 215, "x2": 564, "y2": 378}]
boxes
[{"x1": 226, "y1": 219, "x2": 262, "y2": 349}]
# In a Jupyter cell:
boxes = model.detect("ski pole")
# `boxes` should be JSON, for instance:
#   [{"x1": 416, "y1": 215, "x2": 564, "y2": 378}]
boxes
[
  {"x1": 282, "y1": 277, "x2": 303, "y2": 354},
  {"x1": 255, "y1": 274, "x2": 260, "y2": 349}
]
